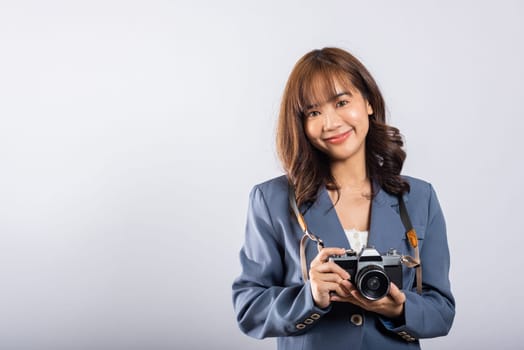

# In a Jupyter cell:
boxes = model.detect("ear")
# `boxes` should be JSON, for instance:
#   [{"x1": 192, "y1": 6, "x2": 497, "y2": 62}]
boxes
[{"x1": 366, "y1": 101, "x2": 373, "y2": 115}]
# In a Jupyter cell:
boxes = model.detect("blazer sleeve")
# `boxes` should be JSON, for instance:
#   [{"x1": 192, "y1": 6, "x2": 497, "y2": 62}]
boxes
[
  {"x1": 232, "y1": 185, "x2": 330, "y2": 339},
  {"x1": 380, "y1": 183, "x2": 456, "y2": 339}
]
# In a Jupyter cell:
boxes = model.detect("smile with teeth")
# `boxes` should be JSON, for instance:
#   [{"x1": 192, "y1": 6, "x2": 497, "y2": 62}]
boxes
[{"x1": 324, "y1": 129, "x2": 353, "y2": 144}]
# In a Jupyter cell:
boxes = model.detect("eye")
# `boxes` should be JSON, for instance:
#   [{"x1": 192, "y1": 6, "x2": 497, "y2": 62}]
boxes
[
  {"x1": 336, "y1": 100, "x2": 349, "y2": 108},
  {"x1": 306, "y1": 110, "x2": 321, "y2": 118}
]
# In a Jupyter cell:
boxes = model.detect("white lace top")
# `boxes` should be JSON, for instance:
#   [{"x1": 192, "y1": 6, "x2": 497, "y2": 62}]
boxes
[{"x1": 343, "y1": 228, "x2": 369, "y2": 254}]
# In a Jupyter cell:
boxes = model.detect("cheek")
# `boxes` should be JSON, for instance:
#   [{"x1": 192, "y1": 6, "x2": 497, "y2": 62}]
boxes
[
  {"x1": 361, "y1": 117, "x2": 370, "y2": 134},
  {"x1": 346, "y1": 109, "x2": 370, "y2": 132},
  {"x1": 304, "y1": 120, "x2": 320, "y2": 140}
]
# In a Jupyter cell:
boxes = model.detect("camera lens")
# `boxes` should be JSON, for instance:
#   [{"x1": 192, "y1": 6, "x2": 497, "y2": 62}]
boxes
[
  {"x1": 356, "y1": 265, "x2": 390, "y2": 301},
  {"x1": 366, "y1": 276, "x2": 381, "y2": 291}
]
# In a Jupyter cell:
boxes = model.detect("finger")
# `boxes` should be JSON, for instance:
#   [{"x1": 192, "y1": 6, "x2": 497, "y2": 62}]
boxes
[
  {"x1": 315, "y1": 281, "x2": 345, "y2": 295},
  {"x1": 335, "y1": 284, "x2": 352, "y2": 297},
  {"x1": 330, "y1": 294, "x2": 351, "y2": 302},
  {"x1": 311, "y1": 247, "x2": 347, "y2": 266},
  {"x1": 311, "y1": 262, "x2": 350, "y2": 280},
  {"x1": 349, "y1": 288, "x2": 376, "y2": 308},
  {"x1": 313, "y1": 261, "x2": 350, "y2": 275},
  {"x1": 328, "y1": 283, "x2": 353, "y2": 298},
  {"x1": 388, "y1": 283, "x2": 406, "y2": 304},
  {"x1": 330, "y1": 292, "x2": 364, "y2": 307},
  {"x1": 330, "y1": 294, "x2": 342, "y2": 302},
  {"x1": 339, "y1": 280, "x2": 355, "y2": 293},
  {"x1": 310, "y1": 271, "x2": 344, "y2": 284},
  {"x1": 350, "y1": 288, "x2": 364, "y2": 302},
  {"x1": 328, "y1": 278, "x2": 352, "y2": 294}
]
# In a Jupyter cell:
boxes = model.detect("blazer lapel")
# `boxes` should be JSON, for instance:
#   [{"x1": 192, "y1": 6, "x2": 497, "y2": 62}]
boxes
[
  {"x1": 302, "y1": 188, "x2": 349, "y2": 249},
  {"x1": 368, "y1": 188, "x2": 407, "y2": 254}
]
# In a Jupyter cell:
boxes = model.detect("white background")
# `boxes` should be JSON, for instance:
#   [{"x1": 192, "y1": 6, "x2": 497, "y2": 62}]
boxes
[{"x1": 1, "y1": 1, "x2": 523, "y2": 349}]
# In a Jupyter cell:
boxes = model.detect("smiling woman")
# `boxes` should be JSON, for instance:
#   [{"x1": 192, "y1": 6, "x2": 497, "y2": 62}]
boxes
[{"x1": 232, "y1": 48, "x2": 455, "y2": 350}]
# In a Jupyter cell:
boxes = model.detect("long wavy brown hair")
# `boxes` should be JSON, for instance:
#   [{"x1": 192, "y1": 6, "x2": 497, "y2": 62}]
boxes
[{"x1": 276, "y1": 47, "x2": 409, "y2": 207}]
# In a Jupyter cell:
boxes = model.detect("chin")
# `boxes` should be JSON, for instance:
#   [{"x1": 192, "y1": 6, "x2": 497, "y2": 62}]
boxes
[{"x1": 327, "y1": 147, "x2": 365, "y2": 162}]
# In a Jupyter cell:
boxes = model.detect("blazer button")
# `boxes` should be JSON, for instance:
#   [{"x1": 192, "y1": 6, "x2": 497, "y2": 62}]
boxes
[
  {"x1": 296, "y1": 323, "x2": 306, "y2": 330},
  {"x1": 403, "y1": 335, "x2": 416, "y2": 342},
  {"x1": 350, "y1": 314, "x2": 363, "y2": 326}
]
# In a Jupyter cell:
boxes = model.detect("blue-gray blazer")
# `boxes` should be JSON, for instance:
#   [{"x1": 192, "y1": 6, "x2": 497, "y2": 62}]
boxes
[{"x1": 232, "y1": 175, "x2": 455, "y2": 350}]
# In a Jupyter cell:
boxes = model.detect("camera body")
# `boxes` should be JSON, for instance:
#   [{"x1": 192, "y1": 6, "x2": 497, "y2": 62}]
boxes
[{"x1": 329, "y1": 247, "x2": 403, "y2": 301}]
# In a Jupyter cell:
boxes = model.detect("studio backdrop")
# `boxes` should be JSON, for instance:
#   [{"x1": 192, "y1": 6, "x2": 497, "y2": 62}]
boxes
[{"x1": 0, "y1": 1, "x2": 523, "y2": 349}]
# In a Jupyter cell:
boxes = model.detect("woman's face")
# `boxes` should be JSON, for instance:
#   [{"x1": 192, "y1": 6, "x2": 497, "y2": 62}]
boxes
[{"x1": 303, "y1": 80, "x2": 373, "y2": 162}]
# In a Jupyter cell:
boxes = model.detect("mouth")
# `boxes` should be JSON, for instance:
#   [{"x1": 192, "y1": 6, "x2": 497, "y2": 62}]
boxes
[{"x1": 324, "y1": 129, "x2": 352, "y2": 144}]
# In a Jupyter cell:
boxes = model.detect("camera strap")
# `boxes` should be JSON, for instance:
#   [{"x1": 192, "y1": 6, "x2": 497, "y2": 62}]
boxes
[
  {"x1": 398, "y1": 196, "x2": 422, "y2": 295},
  {"x1": 289, "y1": 184, "x2": 422, "y2": 295},
  {"x1": 288, "y1": 185, "x2": 325, "y2": 282}
]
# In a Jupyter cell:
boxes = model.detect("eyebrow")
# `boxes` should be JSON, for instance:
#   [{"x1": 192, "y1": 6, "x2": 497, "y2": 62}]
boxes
[
  {"x1": 304, "y1": 91, "x2": 352, "y2": 111},
  {"x1": 333, "y1": 91, "x2": 351, "y2": 99}
]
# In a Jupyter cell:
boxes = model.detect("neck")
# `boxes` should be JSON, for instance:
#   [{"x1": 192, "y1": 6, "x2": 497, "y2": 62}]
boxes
[{"x1": 330, "y1": 152, "x2": 368, "y2": 190}]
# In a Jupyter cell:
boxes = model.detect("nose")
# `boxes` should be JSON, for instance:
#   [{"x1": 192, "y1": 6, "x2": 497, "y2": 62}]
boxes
[{"x1": 323, "y1": 108, "x2": 342, "y2": 131}]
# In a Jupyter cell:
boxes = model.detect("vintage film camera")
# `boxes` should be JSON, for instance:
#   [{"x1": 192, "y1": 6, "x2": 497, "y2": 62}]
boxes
[{"x1": 329, "y1": 247, "x2": 403, "y2": 301}]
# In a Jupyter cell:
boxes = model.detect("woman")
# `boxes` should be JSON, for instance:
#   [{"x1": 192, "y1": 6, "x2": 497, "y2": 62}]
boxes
[{"x1": 232, "y1": 47, "x2": 455, "y2": 349}]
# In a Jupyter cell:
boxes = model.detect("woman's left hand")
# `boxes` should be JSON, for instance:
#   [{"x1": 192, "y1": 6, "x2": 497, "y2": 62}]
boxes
[{"x1": 330, "y1": 281, "x2": 406, "y2": 318}]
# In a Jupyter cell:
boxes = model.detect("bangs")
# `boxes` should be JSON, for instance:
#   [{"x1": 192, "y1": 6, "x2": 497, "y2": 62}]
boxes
[{"x1": 297, "y1": 64, "x2": 355, "y2": 113}]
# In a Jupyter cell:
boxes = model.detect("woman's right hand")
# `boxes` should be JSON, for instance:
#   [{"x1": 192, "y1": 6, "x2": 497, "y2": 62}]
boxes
[{"x1": 309, "y1": 247, "x2": 351, "y2": 308}]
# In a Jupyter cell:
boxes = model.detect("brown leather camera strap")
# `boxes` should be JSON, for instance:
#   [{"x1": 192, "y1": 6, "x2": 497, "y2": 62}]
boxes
[
  {"x1": 398, "y1": 196, "x2": 422, "y2": 294},
  {"x1": 289, "y1": 184, "x2": 422, "y2": 295},
  {"x1": 288, "y1": 185, "x2": 324, "y2": 282}
]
